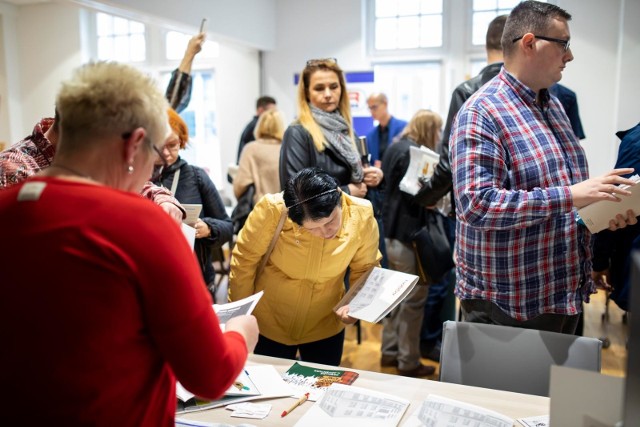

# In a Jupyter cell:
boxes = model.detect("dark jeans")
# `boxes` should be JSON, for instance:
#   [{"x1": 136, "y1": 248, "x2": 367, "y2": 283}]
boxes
[
  {"x1": 460, "y1": 299, "x2": 580, "y2": 334},
  {"x1": 253, "y1": 330, "x2": 345, "y2": 366}
]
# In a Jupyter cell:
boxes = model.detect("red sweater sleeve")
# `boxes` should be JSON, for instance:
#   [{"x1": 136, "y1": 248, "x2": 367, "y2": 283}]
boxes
[{"x1": 131, "y1": 201, "x2": 249, "y2": 400}]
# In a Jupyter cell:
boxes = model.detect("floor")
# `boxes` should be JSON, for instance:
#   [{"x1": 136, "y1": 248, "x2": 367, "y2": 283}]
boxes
[{"x1": 340, "y1": 289, "x2": 629, "y2": 379}]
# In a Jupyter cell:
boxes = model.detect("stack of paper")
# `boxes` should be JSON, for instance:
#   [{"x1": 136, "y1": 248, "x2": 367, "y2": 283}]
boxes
[{"x1": 176, "y1": 364, "x2": 294, "y2": 413}]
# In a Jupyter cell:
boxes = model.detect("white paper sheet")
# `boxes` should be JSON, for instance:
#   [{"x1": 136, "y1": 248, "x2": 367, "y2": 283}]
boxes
[
  {"x1": 401, "y1": 395, "x2": 513, "y2": 427},
  {"x1": 294, "y1": 383, "x2": 409, "y2": 427},
  {"x1": 399, "y1": 146, "x2": 440, "y2": 196},
  {"x1": 214, "y1": 291, "x2": 264, "y2": 331},
  {"x1": 182, "y1": 204, "x2": 203, "y2": 226},
  {"x1": 181, "y1": 223, "x2": 196, "y2": 249}
]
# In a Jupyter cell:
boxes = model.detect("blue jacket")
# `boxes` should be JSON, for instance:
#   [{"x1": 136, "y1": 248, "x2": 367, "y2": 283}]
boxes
[{"x1": 366, "y1": 116, "x2": 407, "y2": 163}]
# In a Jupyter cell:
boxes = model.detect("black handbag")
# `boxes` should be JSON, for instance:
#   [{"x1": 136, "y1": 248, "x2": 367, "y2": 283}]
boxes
[
  {"x1": 231, "y1": 184, "x2": 255, "y2": 234},
  {"x1": 410, "y1": 209, "x2": 454, "y2": 284}
]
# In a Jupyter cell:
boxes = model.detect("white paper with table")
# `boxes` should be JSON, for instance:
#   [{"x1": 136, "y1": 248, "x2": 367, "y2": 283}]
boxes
[
  {"x1": 401, "y1": 394, "x2": 513, "y2": 427},
  {"x1": 294, "y1": 383, "x2": 409, "y2": 427}
]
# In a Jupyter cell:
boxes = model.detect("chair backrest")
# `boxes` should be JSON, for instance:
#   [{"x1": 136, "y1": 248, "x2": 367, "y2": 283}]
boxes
[{"x1": 439, "y1": 321, "x2": 602, "y2": 396}]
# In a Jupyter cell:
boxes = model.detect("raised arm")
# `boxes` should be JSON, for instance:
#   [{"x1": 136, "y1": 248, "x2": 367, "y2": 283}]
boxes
[{"x1": 166, "y1": 32, "x2": 206, "y2": 112}]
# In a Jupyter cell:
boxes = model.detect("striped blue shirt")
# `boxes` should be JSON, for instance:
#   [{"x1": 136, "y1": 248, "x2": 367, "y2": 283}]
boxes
[{"x1": 450, "y1": 67, "x2": 594, "y2": 321}]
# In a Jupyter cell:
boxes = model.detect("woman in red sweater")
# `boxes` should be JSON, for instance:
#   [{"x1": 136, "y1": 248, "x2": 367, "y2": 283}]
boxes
[{"x1": 0, "y1": 61, "x2": 258, "y2": 426}]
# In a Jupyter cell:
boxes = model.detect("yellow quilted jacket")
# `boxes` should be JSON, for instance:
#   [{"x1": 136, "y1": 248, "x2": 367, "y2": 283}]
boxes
[{"x1": 229, "y1": 192, "x2": 381, "y2": 345}]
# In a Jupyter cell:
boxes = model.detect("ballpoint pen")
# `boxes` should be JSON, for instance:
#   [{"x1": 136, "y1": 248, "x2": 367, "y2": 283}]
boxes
[{"x1": 281, "y1": 392, "x2": 309, "y2": 417}]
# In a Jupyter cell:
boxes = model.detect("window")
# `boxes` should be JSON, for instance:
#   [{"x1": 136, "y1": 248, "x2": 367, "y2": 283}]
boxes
[
  {"x1": 91, "y1": 12, "x2": 222, "y2": 188},
  {"x1": 373, "y1": 0, "x2": 443, "y2": 50},
  {"x1": 96, "y1": 12, "x2": 145, "y2": 62},
  {"x1": 161, "y1": 70, "x2": 221, "y2": 188}
]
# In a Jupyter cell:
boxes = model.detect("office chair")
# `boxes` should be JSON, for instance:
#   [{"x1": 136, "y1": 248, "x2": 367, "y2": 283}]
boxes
[{"x1": 438, "y1": 320, "x2": 602, "y2": 396}]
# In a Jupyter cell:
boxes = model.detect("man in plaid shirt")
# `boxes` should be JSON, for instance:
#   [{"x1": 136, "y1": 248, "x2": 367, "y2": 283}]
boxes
[{"x1": 450, "y1": 1, "x2": 637, "y2": 333}]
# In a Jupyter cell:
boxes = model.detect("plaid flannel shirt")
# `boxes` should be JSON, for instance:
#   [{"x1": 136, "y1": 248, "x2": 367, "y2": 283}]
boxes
[{"x1": 450, "y1": 68, "x2": 594, "y2": 321}]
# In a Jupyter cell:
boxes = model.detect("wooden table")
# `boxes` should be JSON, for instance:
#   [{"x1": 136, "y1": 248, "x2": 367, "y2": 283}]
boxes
[{"x1": 177, "y1": 354, "x2": 550, "y2": 426}]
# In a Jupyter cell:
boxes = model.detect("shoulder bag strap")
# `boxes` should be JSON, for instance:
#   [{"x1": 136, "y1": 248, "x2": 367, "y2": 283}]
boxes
[
  {"x1": 170, "y1": 168, "x2": 181, "y2": 195},
  {"x1": 256, "y1": 207, "x2": 288, "y2": 278}
]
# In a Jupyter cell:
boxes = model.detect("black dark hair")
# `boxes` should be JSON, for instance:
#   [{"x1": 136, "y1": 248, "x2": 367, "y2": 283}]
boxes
[
  {"x1": 256, "y1": 96, "x2": 276, "y2": 109},
  {"x1": 284, "y1": 167, "x2": 341, "y2": 226},
  {"x1": 502, "y1": 1, "x2": 571, "y2": 57},
  {"x1": 486, "y1": 15, "x2": 508, "y2": 51}
]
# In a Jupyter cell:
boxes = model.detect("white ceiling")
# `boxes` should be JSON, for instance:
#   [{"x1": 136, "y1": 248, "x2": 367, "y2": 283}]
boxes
[{"x1": 3, "y1": 0, "x2": 51, "y2": 4}]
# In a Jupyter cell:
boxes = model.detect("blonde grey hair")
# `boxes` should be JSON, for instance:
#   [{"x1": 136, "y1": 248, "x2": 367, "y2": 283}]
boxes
[{"x1": 55, "y1": 61, "x2": 168, "y2": 154}]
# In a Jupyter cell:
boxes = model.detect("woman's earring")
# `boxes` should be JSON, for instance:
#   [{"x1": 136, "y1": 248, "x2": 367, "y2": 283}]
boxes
[{"x1": 127, "y1": 164, "x2": 134, "y2": 174}]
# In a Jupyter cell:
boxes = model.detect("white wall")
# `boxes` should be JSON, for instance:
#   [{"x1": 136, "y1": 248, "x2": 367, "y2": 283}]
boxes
[
  {"x1": 17, "y1": 3, "x2": 85, "y2": 129},
  {"x1": 77, "y1": 0, "x2": 277, "y2": 50},
  {"x1": 0, "y1": 1, "x2": 21, "y2": 145},
  {"x1": 263, "y1": 0, "x2": 368, "y2": 127},
  {"x1": 557, "y1": 0, "x2": 629, "y2": 176},
  {"x1": 215, "y1": 43, "x2": 260, "y2": 201}
]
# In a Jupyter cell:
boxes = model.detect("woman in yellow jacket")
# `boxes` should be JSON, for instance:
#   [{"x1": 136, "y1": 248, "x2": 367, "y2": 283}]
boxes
[{"x1": 230, "y1": 167, "x2": 381, "y2": 365}]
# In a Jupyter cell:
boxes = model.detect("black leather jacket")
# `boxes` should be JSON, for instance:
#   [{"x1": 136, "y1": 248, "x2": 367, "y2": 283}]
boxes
[
  {"x1": 414, "y1": 62, "x2": 503, "y2": 207},
  {"x1": 279, "y1": 123, "x2": 353, "y2": 193}
]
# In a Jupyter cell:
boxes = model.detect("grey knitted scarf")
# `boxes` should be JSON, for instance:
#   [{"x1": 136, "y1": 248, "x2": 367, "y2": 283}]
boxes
[{"x1": 310, "y1": 105, "x2": 364, "y2": 183}]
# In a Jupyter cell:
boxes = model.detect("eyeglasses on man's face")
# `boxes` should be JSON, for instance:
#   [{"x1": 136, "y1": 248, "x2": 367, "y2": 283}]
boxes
[{"x1": 512, "y1": 34, "x2": 571, "y2": 52}]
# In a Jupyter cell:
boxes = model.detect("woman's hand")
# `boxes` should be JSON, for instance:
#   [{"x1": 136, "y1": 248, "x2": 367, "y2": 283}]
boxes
[
  {"x1": 225, "y1": 315, "x2": 260, "y2": 353},
  {"x1": 335, "y1": 305, "x2": 358, "y2": 325},
  {"x1": 363, "y1": 166, "x2": 383, "y2": 188},
  {"x1": 194, "y1": 218, "x2": 211, "y2": 239},
  {"x1": 348, "y1": 182, "x2": 368, "y2": 198}
]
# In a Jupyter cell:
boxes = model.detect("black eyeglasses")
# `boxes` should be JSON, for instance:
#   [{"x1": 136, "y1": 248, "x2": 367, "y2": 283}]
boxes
[
  {"x1": 306, "y1": 58, "x2": 338, "y2": 67},
  {"x1": 150, "y1": 144, "x2": 168, "y2": 182},
  {"x1": 512, "y1": 35, "x2": 571, "y2": 51}
]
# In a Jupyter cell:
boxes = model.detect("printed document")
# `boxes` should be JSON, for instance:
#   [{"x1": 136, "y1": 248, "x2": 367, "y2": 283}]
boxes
[
  {"x1": 214, "y1": 291, "x2": 263, "y2": 331},
  {"x1": 401, "y1": 395, "x2": 513, "y2": 427},
  {"x1": 182, "y1": 204, "x2": 203, "y2": 226},
  {"x1": 294, "y1": 383, "x2": 409, "y2": 427},
  {"x1": 334, "y1": 267, "x2": 419, "y2": 323}
]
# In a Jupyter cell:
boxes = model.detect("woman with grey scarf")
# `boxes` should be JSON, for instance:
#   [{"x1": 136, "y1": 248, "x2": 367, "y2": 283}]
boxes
[{"x1": 279, "y1": 58, "x2": 384, "y2": 197}]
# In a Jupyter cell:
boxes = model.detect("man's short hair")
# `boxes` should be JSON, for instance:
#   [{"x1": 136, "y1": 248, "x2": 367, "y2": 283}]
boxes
[
  {"x1": 501, "y1": 0, "x2": 572, "y2": 57},
  {"x1": 367, "y1": 92, "x2": 388, "y2": 105},
  {"x1": 256, "y1": 96, "x2": 276, "y2": 110},
  {"x1": 486, "y1": 15, "x2": 508, "y2": 51}
]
